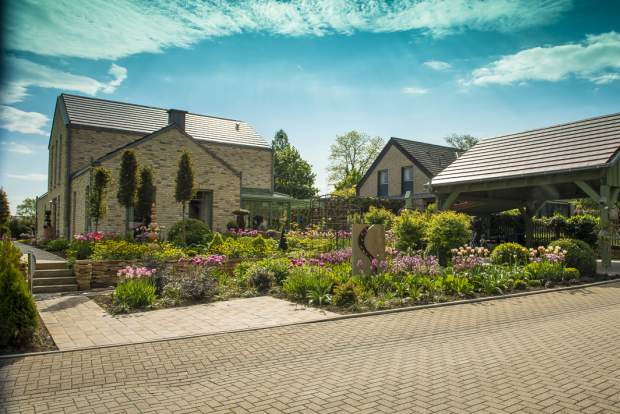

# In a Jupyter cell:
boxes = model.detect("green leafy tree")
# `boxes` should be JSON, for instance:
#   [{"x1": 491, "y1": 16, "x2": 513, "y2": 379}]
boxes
[
  {"x1": 0, "y1": 237, "x2": 38, "y2": 346},
  {"x1": 90, "y1": 168, "x2": 111, "y2": 231},
  {"x1": 117, "y1": 150, "x2": 139, "y2": 233},
  {"x1": 444, "y1": 133, "x2": 478, "y2": 151},
  {"x1": 272, "y1": 130, "x2": 318, "y2": 199},
  {"x1": 328, "y1": 131, "x2": 384, "y2": 192},
  {"x1": 16, "y1": 198, "x2": 36, "y2": 231},
  {"x1": 136, "y1": 167, "x2": 156, "y2": 226},
  {"x1": 175, "y1": 152, "x2": 194, "y2": 242},
  {"x1": 0, "y1": 188, "x2": 9, "y2": 236}
]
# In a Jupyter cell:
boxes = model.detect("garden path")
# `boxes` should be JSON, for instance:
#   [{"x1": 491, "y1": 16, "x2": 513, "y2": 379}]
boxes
[
  {"x1": 36, "y1": 295, "x2": 336, "y2": 350},
  {"x1": 13, "y1": 241, "x2": 65, "y2": 262}
]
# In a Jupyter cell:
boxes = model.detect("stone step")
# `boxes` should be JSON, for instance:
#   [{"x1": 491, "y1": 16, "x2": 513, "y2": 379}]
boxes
[
  {"x1": 33, "y1": 276, "x2": 77, "y2": 286},
  {"x1": 34, "y1": 269, "x2": 74, "y2": 278},
  {"x1": 32, "y1": 284, "x2": 78, "y2": 294},
  {"x1": 36, "y1": 261, "x2": 69, "y2": 270}
]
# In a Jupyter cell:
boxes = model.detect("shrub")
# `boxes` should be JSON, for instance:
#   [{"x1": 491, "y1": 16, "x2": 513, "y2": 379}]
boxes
[
  {"x1": 246, "y1": 265, "x2": 276, "y2": 293},
  {"x1": 44, "y1": 238, "x2": 70, "y2": 252},
  {"x1": 490, "y1": 242, "x2": 529, "y2": 266},
  {"x1": 161, "y1": 266, "x2": 217, "y2": 301},
  {"x1": 308, "y1": 272, "x2": 333, "y2": 306},
  {"x1": 527, "y1": 279, "x2": 542, "y2": 287},
  {"x1": 393, "y1": 210, "x2": 427, "y2": 252},
  {"x1": 0, "y1": 238, "x2": 38, "y2": 347},
  {"x1": 332, "y1": 280, "x2": 358, "y2": 307},
  {"x1": 113, "y1": 278, "x2": 156, "y2": 311},
  {"x1": 168, "y1": 218, "x2": 212, "y2": 246},
  {"x1": 90, "y1": 240, "x2": 184, "y2": 261},
  {"x1": 512, "y1": 279, "x2": 527, "y2": 290},
  {"x1": 563, "y1": 267, "x2": 580, "y2": 281},
  {"x1": 252, "y1": 258, "x2": 291, "y2": 284},
  {"x1": 566, "y1": 214, "x2": 599, "y2": 246},
  {"x1": 524, "y1": 261, "x2": 564, "y2": 281},
  {"x1": 283, "y1": 267, "x2": 314, "y2": 302},
  {"x1": 549, "y1": 238, "x2": 596, "y2": 277},
  {"x1": 424, "y1": 211, "x2": 472, "y2": 264},
  {"x1": 363, "y1": 206, "x2": 395, "y2": 229}
]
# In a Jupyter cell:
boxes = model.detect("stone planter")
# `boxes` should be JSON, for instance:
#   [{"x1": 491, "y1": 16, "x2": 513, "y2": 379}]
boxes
[
  {"x1": 91, "y1": 259, "x2": 139, "y2": 288},
  {"x1": 74, "y1": 260, "x2": 92, "y2": 290}
]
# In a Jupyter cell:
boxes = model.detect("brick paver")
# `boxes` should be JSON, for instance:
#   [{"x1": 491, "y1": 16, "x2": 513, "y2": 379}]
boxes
[
  {"x1": 2, "y1": 282, "x2": 620, "y2": 413},
  {"x1": 37, "y1": 295, "x2": 337, "y2": 349}
]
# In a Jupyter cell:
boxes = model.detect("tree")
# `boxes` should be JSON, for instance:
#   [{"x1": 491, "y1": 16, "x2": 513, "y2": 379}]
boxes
[
  {"x1": 444, "y1": 133, "x2": 478, "y2": 151},
  {"x1": 16, "y1": 198, "x2": 36, "y2": 231},
  {"x1": 117, "y1": 150, "x2": 139, "y2": 233},
  {"x1": 136, "y1": 167, "x2": 156, "y2": 226},
  {"x1": 272, "y1": 130, "x2": 318, "y2": 199},
  {"x1": 272, "y1": 129, "x2": 290, "y2": 152},
  {"x1": 90, "y1": 168, "x2": 111, "y2": 231},
  {"x1": 327, "y1": 131, "x2": 384, "y2": 191},
  {"x1": 175, "y1": 152, "x2": 194, "y2": 221},
  {"x1": 0, "y1": 188, "x2": 9, "y2": 236}
]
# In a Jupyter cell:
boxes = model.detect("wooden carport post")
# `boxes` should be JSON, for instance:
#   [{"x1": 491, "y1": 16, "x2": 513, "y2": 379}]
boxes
[
  {"x1": 576, "y1": 181, "x2": 620, "y2": 274},
  {"x1": 520, "y1": 201, "x2": 540, "y2": 248}
]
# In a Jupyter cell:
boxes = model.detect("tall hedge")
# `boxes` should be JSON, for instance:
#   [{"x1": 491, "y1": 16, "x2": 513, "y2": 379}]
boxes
[
  {"x1": 0, "y1": 188, "x2": 10, "y2": 237},
  {"x1": 89, "y1": 168, "x2": 111, "y2": 231},
  {"x1": 136, "y1": 167, "x2": 155, "y2": 225},
  {"x1": 0, "y1": 237, "x2": 38, "y2": 347},
  {"x1": 425, "y1": 211, "x2": 472, "y2": 265}
]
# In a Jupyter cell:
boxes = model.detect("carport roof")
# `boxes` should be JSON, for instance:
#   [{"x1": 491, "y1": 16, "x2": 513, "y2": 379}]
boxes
[{"x1": 431, "y1": 112, "x2": 620, "y2": 187}]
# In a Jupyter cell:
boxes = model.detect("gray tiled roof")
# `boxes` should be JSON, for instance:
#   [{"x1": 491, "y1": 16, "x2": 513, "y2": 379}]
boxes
[
  {"x1": 60, "y1": 94, "x2": 269, "y2": 148},
  {"x1": 392, "y1": 138, "x2": 461, "y2": 177},
  {"x1": 431, "y1": 112, "x2": 620, "y2": 186}
]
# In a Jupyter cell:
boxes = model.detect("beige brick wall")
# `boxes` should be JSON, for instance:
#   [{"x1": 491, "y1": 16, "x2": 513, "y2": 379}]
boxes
[
  {"x1": 358, "y1": 144, "x2": 430, "y2": 198},
  {"x1": 199, "y1": 142, "x2": 273, "y2": 190},
  {"x1": 70, "y1": 172, "x2": 91, "y2": 236},
  {"x1": 70, "y1": 127, "x2": 141, "y2": 174},
  {"x1": 89, "y1": 127, "x2": 241, "y2": 236}
]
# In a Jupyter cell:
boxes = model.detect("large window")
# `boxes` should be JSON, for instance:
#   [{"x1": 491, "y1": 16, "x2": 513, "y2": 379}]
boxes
[
  {"x1": 189, "y1": 190, "x2": 213, "y2": 229},
  {"x1": 377, "y1": 170, "x2": 388, "y2": 197},
  {"x1": 402, "y1": 166, "x2": 413, "y2": 195}
]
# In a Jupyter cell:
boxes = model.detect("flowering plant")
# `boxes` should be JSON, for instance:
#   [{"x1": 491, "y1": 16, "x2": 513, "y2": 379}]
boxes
[
  {"x1": 529, "y1": 245, "x2": 567, "y2": 263},
  {"x1": 391, "y1": 254, "x2": 440, "y2": 275},
  {"x1": 450, "y1": 246, "x2": 490, "y2": 271},
  {"x1": 135, "y1": 224, "x2": 160, "y2": 242},
  {"x1": 117, "y1": 266, "x2": 155, "y2": 279},
  {"x1": 317, "y1": 248, "x2": 352, "y2": 265},
  {"x1": 73, "y1": 231, "x2": 105, "y2": 242},
  {"x1": 227, "y1": 228, "x2": 259, "y2": 237},
  {"x1": 178, "y1": 254, "x2": 227, "y2": 267}
]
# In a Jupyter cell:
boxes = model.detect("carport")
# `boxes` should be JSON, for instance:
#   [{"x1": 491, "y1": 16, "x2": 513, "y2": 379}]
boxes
[{"x1": 429, "y1": 112, "x2": 620, "y2": 272}]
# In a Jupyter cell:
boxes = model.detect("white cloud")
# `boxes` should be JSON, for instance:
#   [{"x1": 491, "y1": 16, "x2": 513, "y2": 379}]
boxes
[
  {"x1": 465, "y1": 31, "x2": 620, "y2": 86},
  {"x1": 424, "y1": 60, "x2": 451, "y2": 71},
  {"x1": 0, "y1": 141, "x2": 41, "y2": 155},
  {"x1": 6, "y1": 173, "x2": 48, "y2": 182},
  {"x1": 5, "y1": 0, "x2": 572, "y2": 60},
  {"x1": 0, "y1": 106, "x2": 49, "y2": 135},
  {"x1": 1, "y1": 57, "x2": 127, "y2": 104},
  {"x1": 402, "y1": 86, "x2": 429, "y2": 94}
]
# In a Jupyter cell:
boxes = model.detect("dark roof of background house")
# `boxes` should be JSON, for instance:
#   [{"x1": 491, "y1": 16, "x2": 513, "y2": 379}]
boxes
[
  {"x1": 391, "y1": 138, "x2": 462, "y2": 177},
  {"x1": 60, "y1": 94, "x2": 269, "y2": 148},
  {"x1": 431, "y1": 111, "x2": 620, "y2": 186}
]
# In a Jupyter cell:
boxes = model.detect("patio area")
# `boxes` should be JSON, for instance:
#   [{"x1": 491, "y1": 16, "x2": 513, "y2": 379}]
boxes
[{"x1": 36, "y1": 295, "x2": 337, "y2": 350}]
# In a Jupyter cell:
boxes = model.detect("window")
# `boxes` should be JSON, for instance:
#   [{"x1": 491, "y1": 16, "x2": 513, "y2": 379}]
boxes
[
  {"x1": 377, "y1": 170, "x2": 388, "y2": 197},
  {"x1": 189, "y1": 190, "x2": 213, "y2": 229},
  {"x1": 402, "y1": 166, "x2": 413, "y2": 195}
]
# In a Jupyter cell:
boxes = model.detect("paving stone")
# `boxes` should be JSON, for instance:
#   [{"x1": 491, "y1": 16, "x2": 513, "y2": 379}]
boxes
[{"x1": 1, "y1": 282, "x2": 620, "y2": 413}]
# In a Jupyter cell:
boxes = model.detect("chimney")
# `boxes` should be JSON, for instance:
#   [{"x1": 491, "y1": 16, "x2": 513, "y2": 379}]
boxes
[{"x1": 167, "y1": 109, "x2": 187, "y2": 131}]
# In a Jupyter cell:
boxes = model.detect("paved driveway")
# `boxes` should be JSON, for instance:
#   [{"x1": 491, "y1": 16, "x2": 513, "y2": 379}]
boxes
[{"x1": 2, "y1": 282, "x2": 620, "y2": 413}]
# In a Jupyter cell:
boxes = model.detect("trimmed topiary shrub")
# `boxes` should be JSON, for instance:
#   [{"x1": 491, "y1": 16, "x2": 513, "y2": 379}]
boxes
[
  {"x1": 424, "y1": 211, "x2": 472, "y2": 265},
  {"x1": 563, "y1": 267, "x2": 580, "y2": 281},
  {"x1": 168, "y1": 218, "x2": 212, "y2": 246},
  {"x1": 490, "y1": 242, "x2": 529, "y2": 266},
  {"x1": 566, "y1": 214, "x2": 599, "y2": 247},
  {"x1": 549, "y1": 238, "x2": 596, "y2": 277},
  {"x1": 0, "y1": 238, "x2": 38, "y2": 347},
  {"x1": 393, "y1": 210, "x2": 427, "y2": 252}
]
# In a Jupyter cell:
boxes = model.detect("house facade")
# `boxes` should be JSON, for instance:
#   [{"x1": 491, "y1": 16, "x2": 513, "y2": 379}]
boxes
[
  {"x1": 357, "y1": 138, "x2": 460, "y2": 207},
  {"x1": 36, "y1": 94, "x2": 276, "y2": 240}
]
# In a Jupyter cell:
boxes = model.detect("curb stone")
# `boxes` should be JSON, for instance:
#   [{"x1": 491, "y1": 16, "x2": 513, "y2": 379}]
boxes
[{"x1": 2, "y1": 278, "x2": 619, "y2": 360}]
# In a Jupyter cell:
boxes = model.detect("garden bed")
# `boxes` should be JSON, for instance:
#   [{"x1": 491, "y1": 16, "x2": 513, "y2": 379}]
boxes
[{"x1": 0, "y1": 315, "x2": 58, "y2": 355}]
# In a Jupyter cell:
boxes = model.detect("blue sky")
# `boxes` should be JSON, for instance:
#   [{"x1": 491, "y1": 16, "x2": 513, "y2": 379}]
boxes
[{"x1": 1, "y1": 0, "x2": 620, "y2": 212}]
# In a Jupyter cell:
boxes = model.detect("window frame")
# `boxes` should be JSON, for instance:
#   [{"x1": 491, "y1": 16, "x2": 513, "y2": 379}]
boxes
[
  {"x1": 377, "y1": 169, "x2": 389, "y2": 197},
  {"x1": 401, "y1": 166, "x2": 413, "y2": 195}
]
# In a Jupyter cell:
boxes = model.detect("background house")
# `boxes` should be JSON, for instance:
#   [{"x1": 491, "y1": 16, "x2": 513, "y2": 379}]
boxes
[
  {"x1": 36, "y1": 94, "x2": 279, "y2": 240},
  {"x1": 357, "y1": 137, "x2": 461, "y2": 208}
]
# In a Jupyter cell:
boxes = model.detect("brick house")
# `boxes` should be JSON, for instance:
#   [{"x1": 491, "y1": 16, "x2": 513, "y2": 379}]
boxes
[
  {"x1": 357, "y1": 138, "x2": 461, "y2": 208},
  {"x1": 36, "y1": 94, "x2": 279, "y2": 240}
]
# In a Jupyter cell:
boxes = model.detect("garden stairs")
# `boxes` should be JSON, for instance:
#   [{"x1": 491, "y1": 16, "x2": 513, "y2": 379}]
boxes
[{"x1": 32, "y1": 261, "x2": 78, "y2": 294}]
